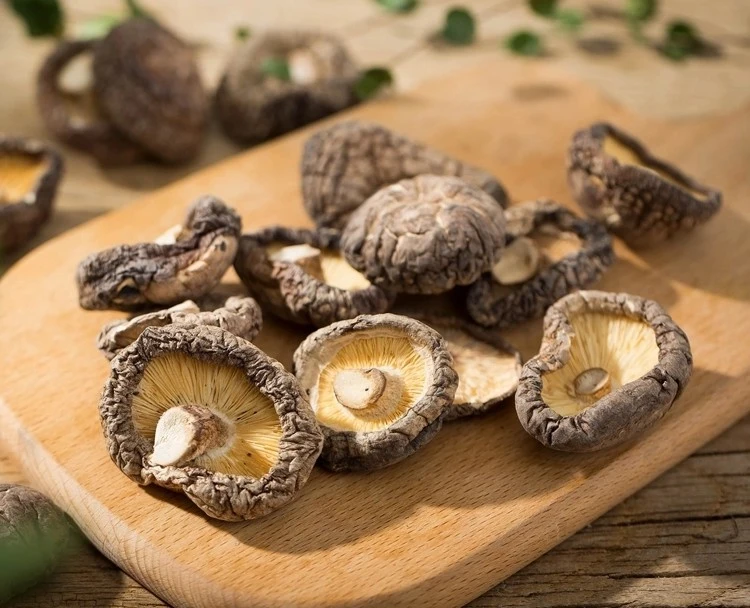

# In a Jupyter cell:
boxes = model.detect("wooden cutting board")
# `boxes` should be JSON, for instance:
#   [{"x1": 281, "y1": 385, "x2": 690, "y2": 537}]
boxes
[{"x1": 1, "y1": 58, "x2": 749, "y2": 608}]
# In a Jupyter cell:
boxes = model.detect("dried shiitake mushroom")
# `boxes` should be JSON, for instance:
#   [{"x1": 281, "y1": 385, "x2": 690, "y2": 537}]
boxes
[
  {"x1": 0, "y1": 484, "x2": 72, "y2": 604},
  {"x1": 567, "y1": 122, "x2": 722, "y2": 247},
  {"x1": 36, "y1": 39, "x2": 144, "y2": 166},
  {"x1": 0, "y1": 136, "x2": 64, "y2": 253},
  {"x1": 516, "y1": 290, "x2": 692, "y2": 452},
  {"x1": 216, "y1": 32, "x2": 359, "y2": 145},
  {"x1": 416, "y1": 317, "x2": 522, "y2": 421},
  {"x1": 342, "y1": 174, "x2": 507, "y2": 294},
  {"x1": 467, "y1": 199, "x2": 614, "y2": 329},
  {"x1": 93, "y1": 18, "x2": 208, "y2": 164},
  {"x1": 96, "y1": 295, "x2": 262, "y2": 360},
  {"x1": 101, "y1": 323, "x2": 323, "y2": 521},
  {"x1": 234, "y1": 226, "x2": 394, "y2": 326},
  {"x1": 293, "y1": 313, "x2": 458, "y2": 471},
  {"x1": 77, "y1": 196, "x2": 240, "y2": 310},
  {"x1": 302, "y1": 121, "x2": 507, "y2": 229}
]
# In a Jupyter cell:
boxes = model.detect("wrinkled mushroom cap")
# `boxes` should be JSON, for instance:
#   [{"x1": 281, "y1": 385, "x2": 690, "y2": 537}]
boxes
[
  {"x1": 216, "y1": 31, "x2": 359, "y2": 145},
  {"x1": 467, "y1": 199, "x2": 614, "y2": 329},
  {"x1": 76, "y1": 196, "x2": 241, "y2": 310},
  {"x1": 515, "y1": 290, "x2": 693, "y2": 452},
  {"x1": 96, "y1": 295, "x2": 263, "y2": 360},
  {"x1": 293, "y1": 313, "x2": 458, "y2": 471},
  {"x1": 93, "y1": 18, "x2": 208, "y2": 164},
  {"x1": 0, "y1": 136, "x2": 64, "y2": 253},
  {"x1": 567, "y1": 122, "x2": 722, "y2": 248},
  {"x1": 0, "y1": 484, "x2": 72, "y2": 604},
  {"x1": 302, "y1": 121, "x2": 508, "y2": 229},
  {"x1": 100, "y1": 323, "x2": 323, "y2": 521},
  {"x1": 233, "y1": 225, "x2": 394, "y2": 326},
  {"x1": 342, "y1": 174, "x2": 506, "y2": 294}
]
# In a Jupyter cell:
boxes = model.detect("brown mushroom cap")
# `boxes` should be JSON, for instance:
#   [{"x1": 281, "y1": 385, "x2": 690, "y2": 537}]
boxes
[
  {"x1": 515, "y1": 290, "x2": 693, "y2": 452},
  {"x1": 293, "y1": 313, "x2": 458, "y2": 471},
  {"x1": 233, "y1": 225, "x2": 394, "y2": 326},
  {"x1": 0, "y1": 136, "x2": 64, "y2": 253},
  {"x1": 215, "y1": 31, "x2": 359, "y2": 145},
  {"x1": 0, "y1": 484, "x2": 73, "y2": 604},
  {"x1": 466, "y1": 199, "x2": 614, "y2": 329},
  {"x1": 76, "y1": 196, "x2": 241, "y2": 310},
  {"x1": 567, "y1": 122, "x2": 722, "y2": 248},
  {"x1": 93, "y1": 18, "x2": 208, "y2": 164},
  {"x1": 101, "y1": 323, "x2": 323, "y2": 521},
  {"x1": 342, "y1": 174, "x2": 507, "y2": 295},
  {"x1": 301, "y1": 121, "x2": 508, "y2": 229},
  {"x1": 36, "y1": 39, "x2": 144, "y2": 166},
  {"x1": 96, "y1": 295, "x2": 263, "y2": 360}
]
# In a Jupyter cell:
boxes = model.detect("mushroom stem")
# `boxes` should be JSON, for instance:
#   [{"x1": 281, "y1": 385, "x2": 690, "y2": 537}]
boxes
[
  {"x1": 491, "y1": 236, "x2": 540, "y2": 285},
  {"x1": 333, "y1": 368, "x2": 403, "y2": 411},
  {"x1": 573, "y1": 367, "x2": 611, "y2": 401},
  {"x1": 287, "y1": 49, "x2": 320, "y2": 85},
  {"x1": 151, "y1": 404, "x2": 233, "y2": 467},
  {"x1": 270, "y1": 243, "x2": 324, "y2": 280}
]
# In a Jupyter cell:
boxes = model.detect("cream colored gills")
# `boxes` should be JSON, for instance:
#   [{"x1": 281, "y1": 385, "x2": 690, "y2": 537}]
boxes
[
  {"x1": 267, "y1": 242, "x2": 371, "y2": 290},
  {"x1": 0, "y1": 154, "x2": 49, "y2": 204}
]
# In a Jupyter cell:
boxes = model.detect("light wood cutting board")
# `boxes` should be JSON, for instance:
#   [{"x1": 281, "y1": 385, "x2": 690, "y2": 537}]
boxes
[{"x1": 1, "y1": 58, "x2": 749, "y2": 608}]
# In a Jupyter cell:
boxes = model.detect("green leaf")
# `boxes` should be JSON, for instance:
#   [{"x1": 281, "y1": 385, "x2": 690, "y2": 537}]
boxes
[
  {"x1": 376, "y1": 0, "x2": 418, "y2": 14},
  {"x1": 661, "y1": 20, "x2": 701, "y2": 60},
  {"x1": 124, "y1": 0, "x2": 153, "y2": 19},
  {"x1": 8, "y1": 0, "x2": 64, "y2": 37},
  {"x1": 261, "y1": 57, "x2": 291, "y2": 81},
  {"x1": 354, "y1": 67, "x2": 394, "y2": 100},
  {"x1": 625, "y1": 0, "x2": 657, "y2": 22},
  {"x1": 234, "y1": 25, "x2": 251, "y2": 41},
  {"x1": 528, "y1": 0, "x2": 557, "y2": 18},
  {"x1": 556, "y1": 9, "x2": 584, "y2": 33},
  {"x1": 441, "y1": 7, "x2": 476, "y2": 46},
  {"x1": 504, "y1": 30, "x2": 543, "y2": 56},
  {"x1": 78, "y1": 14, "x2": 122, "y2": 40}
]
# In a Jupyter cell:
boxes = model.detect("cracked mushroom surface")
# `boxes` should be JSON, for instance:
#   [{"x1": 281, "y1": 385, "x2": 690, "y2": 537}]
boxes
[
  {"x1": 567, "y1": 122, "x2": 722, "y2": 247},
  {"x1": 516, "y1": 290, "x2": 692, "y2": 452},
  {"x1": 342, "y1": 174, "x2": 507, "y2": 294},
  {"x1": 0, "y1": 136, "x2": 64, "y2": 253},
  {"x1": 76, "y1": 196, "x2": 240, "y2": 310},
  {"x1": 302, "y1": 121, "x2": 508, "y2": 229},
  {"x1": 216, "y1": 32, "x2": 359, "y2": 145},
  {"x1": 36, "y1": 39, "x2": 144, "y2": 166},
  {"x1": 467, "y1": 199, "x2": 614, "y2": 329},
  {"x1": 0, "y1": 484, "x2": 73, "y2": 604},
  {"x1": 293, "y1": 314, "x2": 458, "y2": 471},
  {"x1": 100, "y1": 323, "x2": 323, "y2": 521},
  {"x1": 96, "y1": 294, "x2": 262, "y2": 360},
  {"x1": 93, "y1": 18, "x2": 208, "y2": 164},
  {"x1": 234, "y1": 226, "x2": 394, "y2": 326}
]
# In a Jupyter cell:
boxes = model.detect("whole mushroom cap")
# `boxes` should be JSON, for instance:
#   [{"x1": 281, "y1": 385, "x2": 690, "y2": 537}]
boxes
[
  {"x1": 515, "y1": 290, "x2": 693, "y2": 452},
  {"x1": 342, "y1": 174, "x2": 507, "y2": 294},
  {"x1": 567, "y1": 122, "x2": 722, "y2": 248}
]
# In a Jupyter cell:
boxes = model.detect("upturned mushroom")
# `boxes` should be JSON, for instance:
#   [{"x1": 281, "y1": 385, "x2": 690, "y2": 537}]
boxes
[
  {"x1": 341, "y1": 174, "x2": 507, "y2": 294},
  {"x1": 302, "y1": 121, "x2": 507, "y2": 229},
  {"x1": 567, "y1": 122, "x2": 722, "y2": 247},
  {"x1": 96, "y1": 294, "x2": 263, "y2": 360},
  {"x1": 216, "y1": 32, "x2": 359, "y2": 145},
  {"x1": 93, "y1": 18, "x2": 209, "y2": 164},
  {"x1": 36, "y1": 39, "x2": 143, "y2": 166},
  {"x1": 467, "y1": 199, "x2": 614, "y2": 329},
  {"x1": 233, "y1": 226, "x2": 394, "y2": 326},
  {"x1": 101, "y1": 323, "x2": 323, "y2": 521},
  {"x1": 0, "y1": 136, "x2": 64, "y2": 253},
  {"x1": 293, "y1": 313, "x2": 458, "y2": 471},
  {"x1": 76, "y1": 196, "x2": 241, "y2": 310},
  {"x1": 515, "y1": 290, "x2": 692, "y2": 452},
  {"x1": 0, "y1": 484, "x2": 73, "y2": 604}
]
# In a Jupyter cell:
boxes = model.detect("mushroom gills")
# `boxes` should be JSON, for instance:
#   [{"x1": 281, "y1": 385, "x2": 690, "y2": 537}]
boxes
[
  {"x1": 541, "y1": 312, "x2": 659, "y2": 417},
  {"x1": 132, "y1": 352, "x2": 282, "y2": 479},
  {"x1": 603, "y1": 135, "x2": 707, "y2": 200},
  {"x1": 266, "y1": 242, "x2": 370, "y2": 290},
  {"x1": 0, "y1": 153, "x2": 50, "y2": 205}
]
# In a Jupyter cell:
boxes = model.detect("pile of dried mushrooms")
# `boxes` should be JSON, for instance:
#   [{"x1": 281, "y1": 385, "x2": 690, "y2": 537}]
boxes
[{"x1": 73, "y1": 118, "x2": 716, "y2": 522}]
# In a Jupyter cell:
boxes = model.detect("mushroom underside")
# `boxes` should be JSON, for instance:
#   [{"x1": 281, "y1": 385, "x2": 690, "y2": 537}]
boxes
[
  {"x1": 0, "y1": 153, "x2": 50, "y2": 204},
  {"x1": 266, "y1": 242, "x2": 370, "y2": 290}
]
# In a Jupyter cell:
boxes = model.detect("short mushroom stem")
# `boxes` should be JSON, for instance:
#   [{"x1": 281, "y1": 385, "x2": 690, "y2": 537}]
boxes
[
  {"x1": 59, "y1": 52, "x2": 93, "y2": 95},
  {"x1": 287, "y1": 49, "x2": 320, "y2": 85},
  {"x1": 333, "y1": 368, "x2": 402, "y2": 411},
  {"x1": 491, "y1": 236, "x2": 541, "y2": 285},
  {"x1": 151, "y1": 404, "x2": 233, "y2": 467},
  {"x1": 573, "y1": 367, "x2": 611, "y2": 401},
  {"x1": 154, "y1": 223, "x2": 186, "y2": 245},
  {"x1": 270, "y1": 243, "x2": 324, "y2": 280}
]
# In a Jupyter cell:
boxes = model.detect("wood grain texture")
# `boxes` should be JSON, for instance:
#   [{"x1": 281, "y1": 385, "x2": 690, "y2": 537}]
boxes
[{"x1": 1, "y1": 57, "x2": 750, "y2": 607}]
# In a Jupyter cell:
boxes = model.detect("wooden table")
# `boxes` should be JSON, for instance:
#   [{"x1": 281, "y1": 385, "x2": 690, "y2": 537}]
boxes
[{"x1": 2, "y1": 1, "x2": 749, "y2": 606}]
